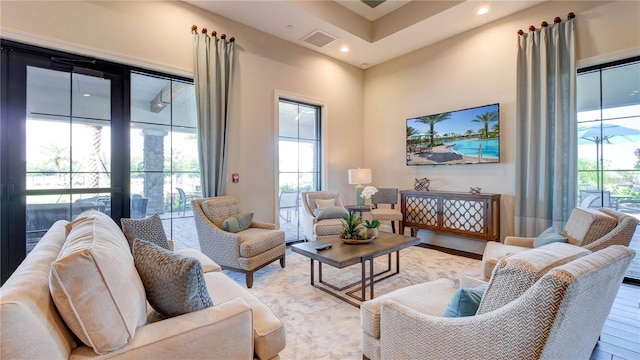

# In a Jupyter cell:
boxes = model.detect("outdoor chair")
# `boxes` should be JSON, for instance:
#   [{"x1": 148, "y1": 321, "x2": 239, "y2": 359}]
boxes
[
  {"x1": 279, "y1": 190, "x2": 300, "y2": 223},
  {"x1": 176, "y1": 187, "x2": 193, "y2": 217},
  {"x1": 370, "y1": 188, "x2": 403, "y2": 234},
  {"x1": 192, "y1": 196, "x2": 285, "y2": 288},
  {"x1": 481, "y1": 207, "x2": 638, "y2": 280}
]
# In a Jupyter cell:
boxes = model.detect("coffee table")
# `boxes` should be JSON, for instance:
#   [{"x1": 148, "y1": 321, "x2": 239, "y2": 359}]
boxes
[{"x1": 291, "y1": 231, "x2": 420, "y2": 307}]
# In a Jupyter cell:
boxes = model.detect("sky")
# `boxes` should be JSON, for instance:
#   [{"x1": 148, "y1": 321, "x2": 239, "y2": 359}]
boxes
[{"x1": 407, "y1": 103, "x2": 499, "y2": 136}]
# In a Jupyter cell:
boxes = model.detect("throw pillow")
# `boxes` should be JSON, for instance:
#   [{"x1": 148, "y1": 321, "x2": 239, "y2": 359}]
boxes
[
  {"x1": 133, "y1": 239, "x2": 213, "y2": 318},
  {"x1": 533, "y1": 227, "x2": 568, "y2": 248},
  {"x1": 315, "y1": 198, "x2": 336, "y2": 209},
  {"x1": 221, "y1": 212, "x2": 254, "y2": 233},
  {"x1": 121, "y1": 214, "x2": 170, "y2": 251},
  {"x1": 442, "y1": 284, "x2": 487, "y2": 317},
  {"x1": 313, "y1": 206, "x2": 348, "y2": 220},
  {"x1": 50, "y1": 210, "x2": 147, "y2": 354}
]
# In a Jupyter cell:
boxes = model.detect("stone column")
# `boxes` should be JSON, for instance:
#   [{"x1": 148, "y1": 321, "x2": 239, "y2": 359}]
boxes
[{"x1": 142, "y1": 129, "x2": 168, "y2": 215}]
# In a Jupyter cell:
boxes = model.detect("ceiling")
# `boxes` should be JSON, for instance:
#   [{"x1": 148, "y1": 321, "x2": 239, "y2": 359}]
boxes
[{"x1": 185, "y1": 0, "x2": 545, "y2": 68}]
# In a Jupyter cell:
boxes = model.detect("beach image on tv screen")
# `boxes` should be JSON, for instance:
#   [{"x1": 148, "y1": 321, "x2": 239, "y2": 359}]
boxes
[{"x1": 406, "y1": 103, "x2": 500, "y2": 166}]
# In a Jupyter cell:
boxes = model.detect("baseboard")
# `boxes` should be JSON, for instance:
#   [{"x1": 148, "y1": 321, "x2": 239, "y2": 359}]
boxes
[{"x1": 415, "y1": 243, "x2": 482, "y2": 260}]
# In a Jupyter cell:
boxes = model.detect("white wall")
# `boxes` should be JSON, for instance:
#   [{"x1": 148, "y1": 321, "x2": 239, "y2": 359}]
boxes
[
  {"x1": 363, "y1": 1, "x2": 640, "y2": 252},
  {"x1": 0, "y1": 1, "x2": 365, "y2": 223}
]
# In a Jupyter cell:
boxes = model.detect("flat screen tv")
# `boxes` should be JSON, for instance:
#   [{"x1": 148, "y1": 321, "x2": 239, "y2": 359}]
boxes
[{"x1": 406, "y1": 103, "x2": 500, "y2": 166}]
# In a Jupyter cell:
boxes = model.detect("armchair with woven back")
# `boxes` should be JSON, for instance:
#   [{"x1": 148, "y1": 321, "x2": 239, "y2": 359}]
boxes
[{"x1": 192, "y1": 196, "x2": 286, "y2": 288}]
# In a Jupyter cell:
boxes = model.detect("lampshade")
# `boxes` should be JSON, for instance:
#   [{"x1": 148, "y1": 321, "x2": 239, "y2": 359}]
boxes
[{"x1": 348, "y1": 168, "x2": 372, "y2": 185}]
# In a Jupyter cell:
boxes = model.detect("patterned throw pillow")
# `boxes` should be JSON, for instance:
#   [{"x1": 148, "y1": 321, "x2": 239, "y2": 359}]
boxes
[
  {"x1": 221, "y1": 212, "x2": 254, "y2": 233},
  {"x1": 121, "y1": 214, "x2": 170, "y2": 251},
  {"x1": 132, "y1": 239, "x2": 213, "y2": 318}
]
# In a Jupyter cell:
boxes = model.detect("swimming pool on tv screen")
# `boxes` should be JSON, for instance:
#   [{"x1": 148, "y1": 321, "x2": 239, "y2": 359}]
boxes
[{"x1": 449, "y1": 139, "x2": 499, "y2": 158}]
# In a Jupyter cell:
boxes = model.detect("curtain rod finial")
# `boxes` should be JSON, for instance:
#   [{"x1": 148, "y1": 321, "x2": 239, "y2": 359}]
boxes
[
  {"x1": 568, "y1": 12, "x2": 575, "y2": 20},
  {"x1": 529, "y1": 25, "x2": 535, "y2": 32},
  {"x1": 230, "y1": 37, "x2": 235, "y2": 42},
  {"x1": 191, "y1": 25, "x2": 197, "y2": 33},
  {"x1": 517, "y1": 29, "x2": 524, "y2": 35},
  {"x1": 221, "y1": 34, "x2": 227, "y2": 40},
  {"x1": 212, "y1": 31, "x2": 217, "y2": 37},
  {"x1": 554, "y1": 17, "x2": 561, "y2": 24},
  {"x1": 541, "y1": 21, "x2": 548, "y2": 28},
  {"x1": 202, "y1": 27, "x2": 208, "y2": 34}
]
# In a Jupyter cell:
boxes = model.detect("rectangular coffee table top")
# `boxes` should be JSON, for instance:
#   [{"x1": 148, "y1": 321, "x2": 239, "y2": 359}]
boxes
[{"x1": 291, "y1": 231, "x2": 420, "y2": 269}]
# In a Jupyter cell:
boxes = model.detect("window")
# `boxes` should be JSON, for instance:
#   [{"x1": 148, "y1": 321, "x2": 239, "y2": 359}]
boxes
[
  {"x1": 577, "y1": 58, "x2": 640, "y2": 210},
  {"x1": 130, "y1": 73, "x2": 200, "y2": 249},
  {"x1": 278, "y1": 98, "x2": 322, "y2": 242},
  {"x1": 577, "y1": 57, "x2": 640, "y2": 281}
]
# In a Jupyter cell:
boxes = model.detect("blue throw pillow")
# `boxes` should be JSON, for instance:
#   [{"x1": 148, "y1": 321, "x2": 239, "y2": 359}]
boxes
[
  {"x1": 533, "y1": 227, "x2": 568, "y2": 248},
  {"x1": 313, "y1": 206, "x2": 348, "y2": 220},
  {"x1": 221, "y1": 212, "x2": 254, "y2": 233},
  {"x1": 442, "y1": 284, "x2": 487, "y2": 317}
]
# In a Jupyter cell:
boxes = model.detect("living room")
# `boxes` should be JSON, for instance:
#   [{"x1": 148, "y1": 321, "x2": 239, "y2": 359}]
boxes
[{"x1": 1, "y1": 0, "x2": 639, "y2": 359}]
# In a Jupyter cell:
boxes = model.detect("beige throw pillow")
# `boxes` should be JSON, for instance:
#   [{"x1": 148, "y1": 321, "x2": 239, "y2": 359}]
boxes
[
  {"x1": 315, "y1": 198, "x2": 336, "y2": 209},
  {"x1": 50, "y1": 210, "x2": 147, "y2": 355}
]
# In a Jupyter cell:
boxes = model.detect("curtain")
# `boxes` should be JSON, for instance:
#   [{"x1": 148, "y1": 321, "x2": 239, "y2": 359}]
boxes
[
  {"x1": 514, "y1": 17, "x2": 577, "y2": 237},
  {"x1": 192, "y1": 28, "x2": 235, "y2": 197}
]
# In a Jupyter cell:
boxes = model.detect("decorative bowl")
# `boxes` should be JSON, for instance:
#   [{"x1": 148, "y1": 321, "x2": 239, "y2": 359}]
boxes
[{"x1": 341, "y1": 236, "x2": 376, "y2": 245}]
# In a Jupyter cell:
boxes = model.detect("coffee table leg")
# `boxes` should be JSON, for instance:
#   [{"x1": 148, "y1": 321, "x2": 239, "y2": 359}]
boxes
[
  {"x1": 361, "y1": 259, "x2": 366, "y2": 301},
  {"x1": 310, "y1": 259, "x2": 314, "y2": 285},
  {"x1": 369, "y1": 257, "x2": 374, "y2": 299}
]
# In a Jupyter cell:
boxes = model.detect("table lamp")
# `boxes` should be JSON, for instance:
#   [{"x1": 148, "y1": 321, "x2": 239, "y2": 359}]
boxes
[{"x1": 348, "y1": 168, "x2": 372, "y2": 206}]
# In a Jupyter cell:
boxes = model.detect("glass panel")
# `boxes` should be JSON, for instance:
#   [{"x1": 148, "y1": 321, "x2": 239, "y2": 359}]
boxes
[
  {"x1": 298, "y1": 140, "x2": 318, "y2": 172},
  {"x1": 279, "y1": 139, "x2": 299, "y2": 173},
  {"x1": 26, "y1": 194, "x2": 72, "y2": 252},
  {"x1": 601, "y1": 62, "x2": 640, "y2": 119},
  {"x1": 26, "y1": 116, "x2": 71, "y2": 190},
  {"x1": 279, "y1": 101, "x2": 299, "y2": 138},
  {"x1": 27, "y1": 66, "x2": 71, "y2": 116},
  {"x1": 131, "y1": 73, "x2": 171, "y2": 126},
  {"x1": 171, "y1": 80, "x2": 197, "y2": 128},
  {"x1": 72, "y1": 73, "x2": 110, "y2": 120},
  {"x1": 279, "y1": 173, "x2": 299, "y2": 192},
  {"x1": 71, "y1": 119, "x2": 111, "y2": 179},
  {"x1": 171, "y1": 128, "x2": 199, "y2": 173},
  {"x1": 298, "y1": 104, "x2": 318, "y2": 140}
]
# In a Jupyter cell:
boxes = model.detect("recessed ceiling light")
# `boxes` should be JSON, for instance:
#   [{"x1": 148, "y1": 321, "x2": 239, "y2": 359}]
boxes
[
  {"x1": 340, "y1": 46, "x2": 349, "y2": 53},
  {"x1": 83, "y1": 93, "x2": 91, "y2": 97},
  {"x1": 477, "y1": 7, "x2": 489, "y2": 15}
]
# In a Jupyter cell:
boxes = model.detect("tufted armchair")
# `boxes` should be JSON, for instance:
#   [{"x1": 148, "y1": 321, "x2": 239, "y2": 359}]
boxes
[
  {"x1": 301, "y1": 191, "x2": 347, "y2": 241},
  {"x1": 193, "y1": 196, "x2": 285, "y2": 288},
  {"x1": 361, "y1": 243, "x2": 634, "y2": 360},
  {"x1": 482, "y1": 207, "x2": 638, "y2": 280}
]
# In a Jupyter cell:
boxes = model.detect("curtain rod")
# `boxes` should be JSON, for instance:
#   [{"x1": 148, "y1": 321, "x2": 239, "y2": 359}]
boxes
[
  {"x1": 517, "y1": 12, "x2": 575, "y2": 35},
  {"x1": 191, "y1": 25, "x2": 236, "y2": 43}
]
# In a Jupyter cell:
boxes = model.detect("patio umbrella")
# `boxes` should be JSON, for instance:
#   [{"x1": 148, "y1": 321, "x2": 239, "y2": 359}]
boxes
[
  {"x1": 578, "y1": 123, "x2": 640, "y2": 145},
  {"x1": 578, "y1": 122, "x2": 640, "y2": 188}
]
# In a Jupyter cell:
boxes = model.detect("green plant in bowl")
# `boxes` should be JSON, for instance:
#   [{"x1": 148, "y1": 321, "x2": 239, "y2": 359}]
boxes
[
  {"x1": 340, "y1": 211, "x2": 366, "y2": 240},
  {"x1": 364, "y1": 219, "x2": 380, "y2": 229}
]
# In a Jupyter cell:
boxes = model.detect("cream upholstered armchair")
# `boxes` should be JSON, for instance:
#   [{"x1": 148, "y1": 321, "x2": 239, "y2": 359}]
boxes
[
  {"x1": 482, "y1": 207, "x2": 638, "y2": 280},
  {"x1": 301, "y1": 191, "x2": 347, "y2": 241},
  {"x1": 193, "y1": 196, "x2": 285, "y2": 288},
  {"x1": 361, "y1": 243, "x2": 634, "y2": 360},
  {"x1": 370, "y1": 188, "x2": 403, "y2": 234}
]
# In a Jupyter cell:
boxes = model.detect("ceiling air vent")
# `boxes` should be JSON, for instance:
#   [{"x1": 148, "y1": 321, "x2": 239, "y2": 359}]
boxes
[
  {"x1": 362, "y1": 0, "x2": 386, "y2": 9},
  {"x1": 302, "y1": 30, "x2": 337, "y2": 48}
]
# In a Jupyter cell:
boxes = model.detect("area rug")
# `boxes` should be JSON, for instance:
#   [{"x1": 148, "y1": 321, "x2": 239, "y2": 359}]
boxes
[{"x1": 222, "y1": 245, "x2": 482, "y2": 360}]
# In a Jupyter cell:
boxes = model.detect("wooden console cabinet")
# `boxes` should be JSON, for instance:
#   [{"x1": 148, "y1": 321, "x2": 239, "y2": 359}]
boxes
[{"x1": 400, "y1": 190, "x2": 500, "y2": 241}]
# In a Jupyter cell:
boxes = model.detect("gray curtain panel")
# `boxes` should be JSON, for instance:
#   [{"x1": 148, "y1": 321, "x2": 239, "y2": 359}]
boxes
[
  {"x1": 515, "y1": 18, "x2": 577, "y2": 237},
  {"x1": 192, "y1": 30, "x2": 235, "y2": 197}
]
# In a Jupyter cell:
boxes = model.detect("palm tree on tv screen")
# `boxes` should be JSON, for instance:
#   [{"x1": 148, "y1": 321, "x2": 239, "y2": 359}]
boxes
[
  {"x1": 472, "y1": 110, "x2": 499, "y2": 138},
  {"x1": 417, "y1": 113, "x2": 451, "y2": 146}
]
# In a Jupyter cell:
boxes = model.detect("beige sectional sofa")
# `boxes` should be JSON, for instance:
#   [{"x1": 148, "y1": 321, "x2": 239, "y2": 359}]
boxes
[{"x1": 0, "y1": 211, "x2": 285, "y2": 360}]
